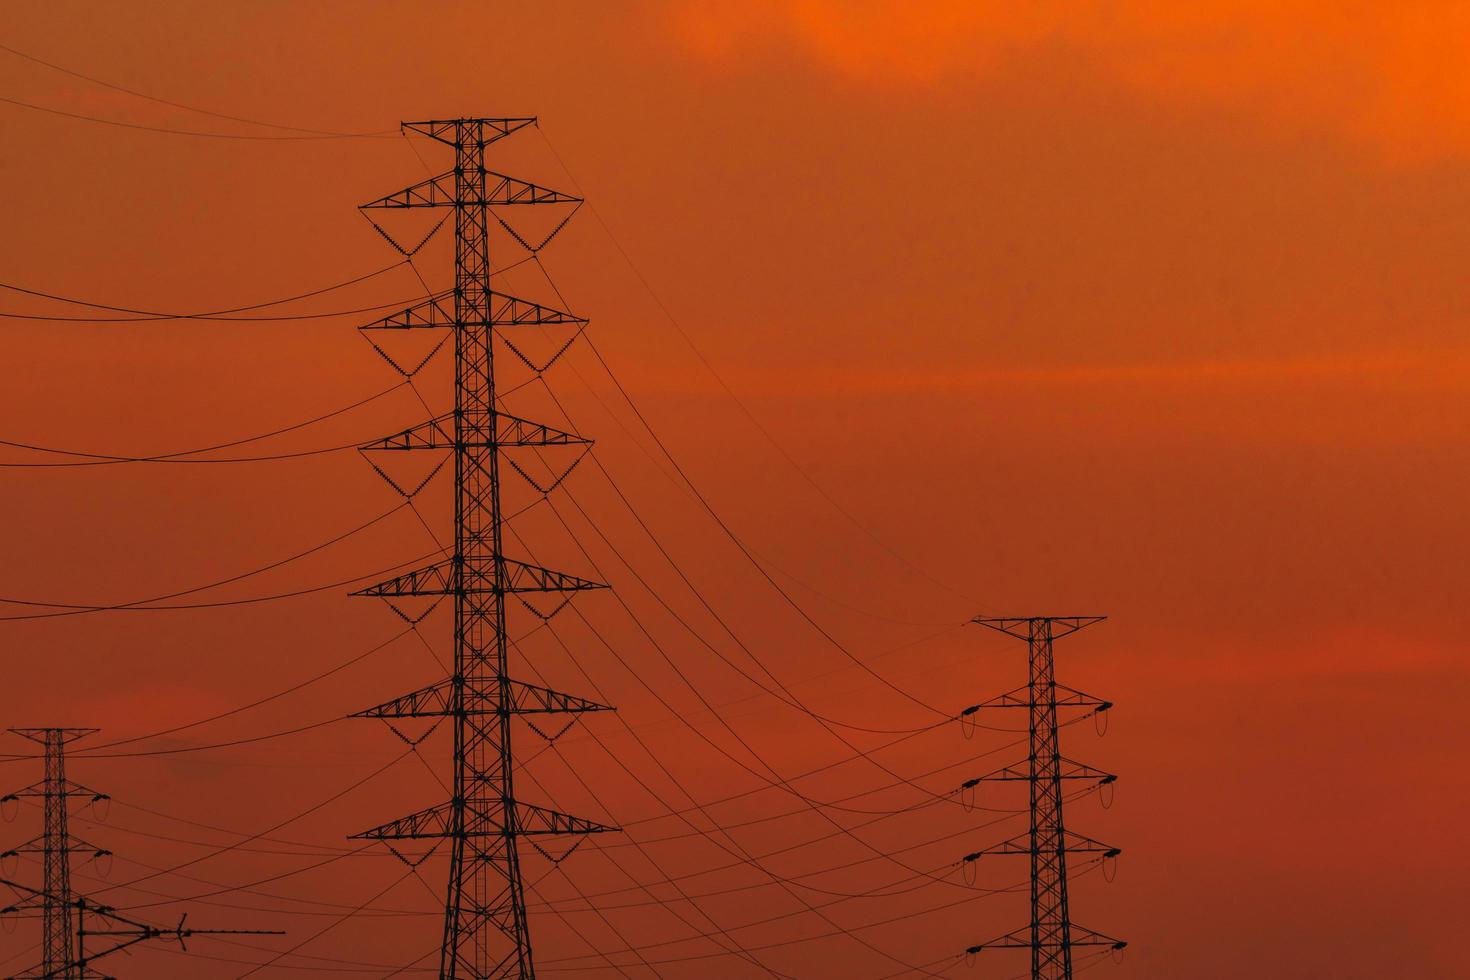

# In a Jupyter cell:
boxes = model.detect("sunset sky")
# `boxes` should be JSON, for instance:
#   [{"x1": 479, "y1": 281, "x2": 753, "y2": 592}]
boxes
[{"x1": 0, "y1": 2, "x2": 1465, "y2": 978}]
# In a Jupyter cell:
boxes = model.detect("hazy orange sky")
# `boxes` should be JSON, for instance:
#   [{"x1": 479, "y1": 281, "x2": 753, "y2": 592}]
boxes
[{"x1": 0, "y1": 2, "x2": 1465, "y2": 978}]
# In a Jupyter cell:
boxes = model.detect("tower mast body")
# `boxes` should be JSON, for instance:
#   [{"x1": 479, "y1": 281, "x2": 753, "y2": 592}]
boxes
[
  {"x1": 962, "y1": 617, "x2": 1125, "y2": 979},
  {"x1": 350, "y1": 117, "x2": 614, "y2": 980}
]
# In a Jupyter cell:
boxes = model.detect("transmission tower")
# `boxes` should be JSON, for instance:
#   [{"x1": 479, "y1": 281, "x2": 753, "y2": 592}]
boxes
[
  {"x1": 349, "y1": 117, "x2": 615, "y2": 980},
  {"x1": 0, "y1": 730, "x2": 279, "y2": 979},
  {"x1": 960, "y1": 617, "x2": 1125, "y2": 979},
  {"x1": 1, "y1": 728, "x2": 107, "y2": 979}
]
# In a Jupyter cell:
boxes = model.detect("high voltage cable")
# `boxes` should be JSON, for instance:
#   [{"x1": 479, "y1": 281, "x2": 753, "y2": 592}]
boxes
[
  {"x1": 488, "y1": 250, "x2": 956, "y2": 635},
  {"x1": 0, "y1": 503, "x2": 422, "y2": 621},
  {"x1": 0, "y1": 93, "x2": 388, "y2": 142},
  {"x1": 514, "y1": 763, "x2": 791, "y2": 980},
  {"x1": 377, "y1": 403, "x2": 793, "y2": 975},
  {"x1": 0, "y1": 41, "x2": 391, "y2": 139},
  {"x1": 540, "y1": 856, "x2": 1111, "y2": 973},
  {"x1": 518, "y1": 391, "x2": 974, "y2": 822},
  {"x1": 0, "y1": 437, "x2": 365, "y2": 467},
  {"x1": 524, "y1": 254, "x2": 955, "y2": 720},
  {"x1": 86, "y1": 748, "x2": 419, "y2": 900},
  {"x1": 535, "y1": 125, "x2": 981, "y2": 609},
  {"x1": 0, "y1": 379, "x2": 409, "y2": 467},
  {"x1": 72, "y1": 625, "x2": 420, "y2": 755},
  {"x1": 0, "y1": 290, "x2": 426, "y2": 323},
  {"x1": 452, "y1": 464, "x2": 939, "y2": 972},
  {"x1": 504, "y1": 510, "x2": 966, "y2": 917},
  {"x1": 0, "y1": 257, "x2": 410, "y2": 319},
  {"x1": 578, "y1": 321, "x2": 951, "y2": 717},
  {"x1": 493, "y1": 525, "x2": 951, "y2": 979},
  {"x1": 546, "y1": 457, "x2": 949, "y2": 736},
  {"x1": 565, "y1": 752, "x2": 1106, "y2": 910},
  {"x1": 73, "y1": 716, "x2": 345, "y2": 760}
]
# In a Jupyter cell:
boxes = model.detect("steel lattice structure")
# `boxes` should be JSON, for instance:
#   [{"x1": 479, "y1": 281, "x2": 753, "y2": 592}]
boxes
[
  {"x1": 1, "y1": 728, "x2": 106, "y2": 980},
  {"x1": 961, "y1": 617, "x2": 1125, "y2": 979},
  {"x1": 350, "y1": 117, "x2": 615, "y2": 980},
  {"x1": 0, "y1": 730, "x2": 277, "y2": 980}
]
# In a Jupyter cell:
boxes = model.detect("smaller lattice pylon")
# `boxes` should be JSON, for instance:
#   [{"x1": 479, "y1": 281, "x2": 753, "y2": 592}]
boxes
[
  {"x1": 959, "y1": 616, "x2": 1125, "y2": 979},
  {"x1": 2, "y1": 728, "x2": 106, "y2": 980}
]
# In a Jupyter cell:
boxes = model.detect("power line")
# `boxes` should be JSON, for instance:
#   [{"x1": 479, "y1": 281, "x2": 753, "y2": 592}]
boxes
[
  {"x1": 0, "y1": 257, "x2": 409, "y2": 319},
  {"x1": 535, "y1": 124, "x2": 980, "y2": 608},
  {"x1": 0, "y1": 507, "x2": 426, "y2": 621},
  {"x1": 0, "y1": 92, "x2": 384, "y2": 142},
  {"x1": 0, "y1": 41, "x2": 391, "y2": 139},
  {"x1": 0, "y1": 379, "x2": 408, "y2": 467}
]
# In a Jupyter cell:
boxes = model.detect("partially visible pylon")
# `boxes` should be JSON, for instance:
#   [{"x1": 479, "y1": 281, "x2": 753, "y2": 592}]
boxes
[
  {"x1": 0, "y1": 729, "x2": 282, "y2": 980},
  {"x1": 960, "y1": 617, "x2": 1126, "y2": 979},
  {"x1": 349, "y1": 117, "x2": 615, "y2": 980},
  {"x1": 1, "y1": 728, "x2": 107, "y2": 980}
]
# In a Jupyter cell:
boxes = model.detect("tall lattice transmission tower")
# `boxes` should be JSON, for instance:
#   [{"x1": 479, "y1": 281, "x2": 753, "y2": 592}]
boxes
[
  {"x1": 1, "y1": 728, "x2": 108, "y2": 979},
  {"x1": 960, "y1": 617, "x2": 1126, "y2": 979},
  {"x1": 349, "y1": 117, "x2": 616, "y2": 980}
]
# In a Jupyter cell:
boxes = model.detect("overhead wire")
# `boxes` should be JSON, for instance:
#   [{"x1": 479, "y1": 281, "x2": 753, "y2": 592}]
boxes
[
  {"x1": 0, "y1": 379, "x2": 408, "y2": 467},
  {"x1": 536, "y1": 123, "x2": 981, "y2": 610},
  {"x1": 518, "y1": 252, "x2": 957, "y2": 724},
  {"x1": 0, "y1": 506, "x2": 426, "y2": 622},
  {"x1": 0, "y1": 40, "x2": 391, "y2": 139},
  {"x1": 491, "y1": 519, "x2": 951, "y2": 979},
  {"x1": 0, "y1": 257, "x2": 410, "y2": 320},
  {"x1": 0, "y1": 93, "x2": 385, "y2": 142}
]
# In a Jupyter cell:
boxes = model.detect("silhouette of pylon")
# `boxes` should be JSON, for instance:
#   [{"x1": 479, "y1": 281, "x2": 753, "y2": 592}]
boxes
[
  {"x1": 349, "y1": 117, "x2": 616, "y2": 980},
  {"x1": 960, "y1": 617, "x2": 1125, "y2": 979}
]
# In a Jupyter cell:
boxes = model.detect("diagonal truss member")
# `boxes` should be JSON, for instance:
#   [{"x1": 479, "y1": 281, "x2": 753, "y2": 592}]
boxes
[{"x1": 349, "y1": 117, "x2": 614, "y2": 980}]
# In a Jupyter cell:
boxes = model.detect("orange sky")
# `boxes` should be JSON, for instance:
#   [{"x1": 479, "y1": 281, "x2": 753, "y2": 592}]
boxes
[{"x1": 0, "y1": 2, "x2": 1465, "y2": 978}]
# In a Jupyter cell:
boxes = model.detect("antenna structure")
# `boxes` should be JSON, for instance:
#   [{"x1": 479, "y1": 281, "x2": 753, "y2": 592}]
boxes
[
  {"x1": 960, "y1": 617, "x2": 1126, "y2": 979},
  {"x1": 349, "y1": 117, "x2": 616, "y2": 980}
]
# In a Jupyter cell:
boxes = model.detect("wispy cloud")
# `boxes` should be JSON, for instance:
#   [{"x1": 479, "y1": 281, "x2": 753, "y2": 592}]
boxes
[{"x1": 665, "y1": 1, "x2": 1470, "y2": 162}]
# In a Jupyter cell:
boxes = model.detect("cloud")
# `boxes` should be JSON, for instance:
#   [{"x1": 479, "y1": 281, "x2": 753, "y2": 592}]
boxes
[{"x1": 665, "y1": 1, "x2": 1470, "y2": 162}]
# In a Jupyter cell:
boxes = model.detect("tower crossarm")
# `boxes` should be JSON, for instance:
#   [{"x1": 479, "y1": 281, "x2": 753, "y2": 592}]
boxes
[
  {"x1": 353, "y1": 557, "x2": 605, "y2": 597},
  {"x1": 402, "y1": 118, "x2": 538, "y2": 146},
  {"x1": 971, "y1": 616, "x2": 1106, "y2": 640},
  {"x1": 361, "y1": 171, "x2": 580, "y2": 210},
  {"x1": 502, "y1": 557, "x2": 606, "y2": 593},
  {"x1": 960, "y1": 683, "x2": 1112, "y2": 715},
  {"x1": 359, "y1": 289, "x2": 586, "y2": 332},
  {"x1": 512, "y1": 801, "x2": 618, "y2": 836},
  {"x1": 2, "y1": 779, "x2": 108, "y2": 803},
  {"x1": 505, "y1": 679, "x2": 612, "y2": 715},
  {"x1": 360, "y1": 411, "x2": 590, "y2": 453},
  {"x1": 352, "y1": 800, "x2": 617, "y2": 841},
  {"x1": 352, "y1": 559, "x2": 455, "y2": 597},
  {"x1": 2, "y1": 833, "x2": 109, "y2": 860},
  {"x1": 966, "y1": 924, "x2": 1126, "y2": 956},
  {"x1": 353, "y1": 677, "x2": 611, "y2": 719},
  {"x1": 350, "y1": 801, "x2": 456, "y2": 840},
  {"x1": 961, "y1": 830, "x2": 1121, "y2": 863},
  {"x1": 960, "y1": 757, "x2": 1115, "y2": 790}
]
